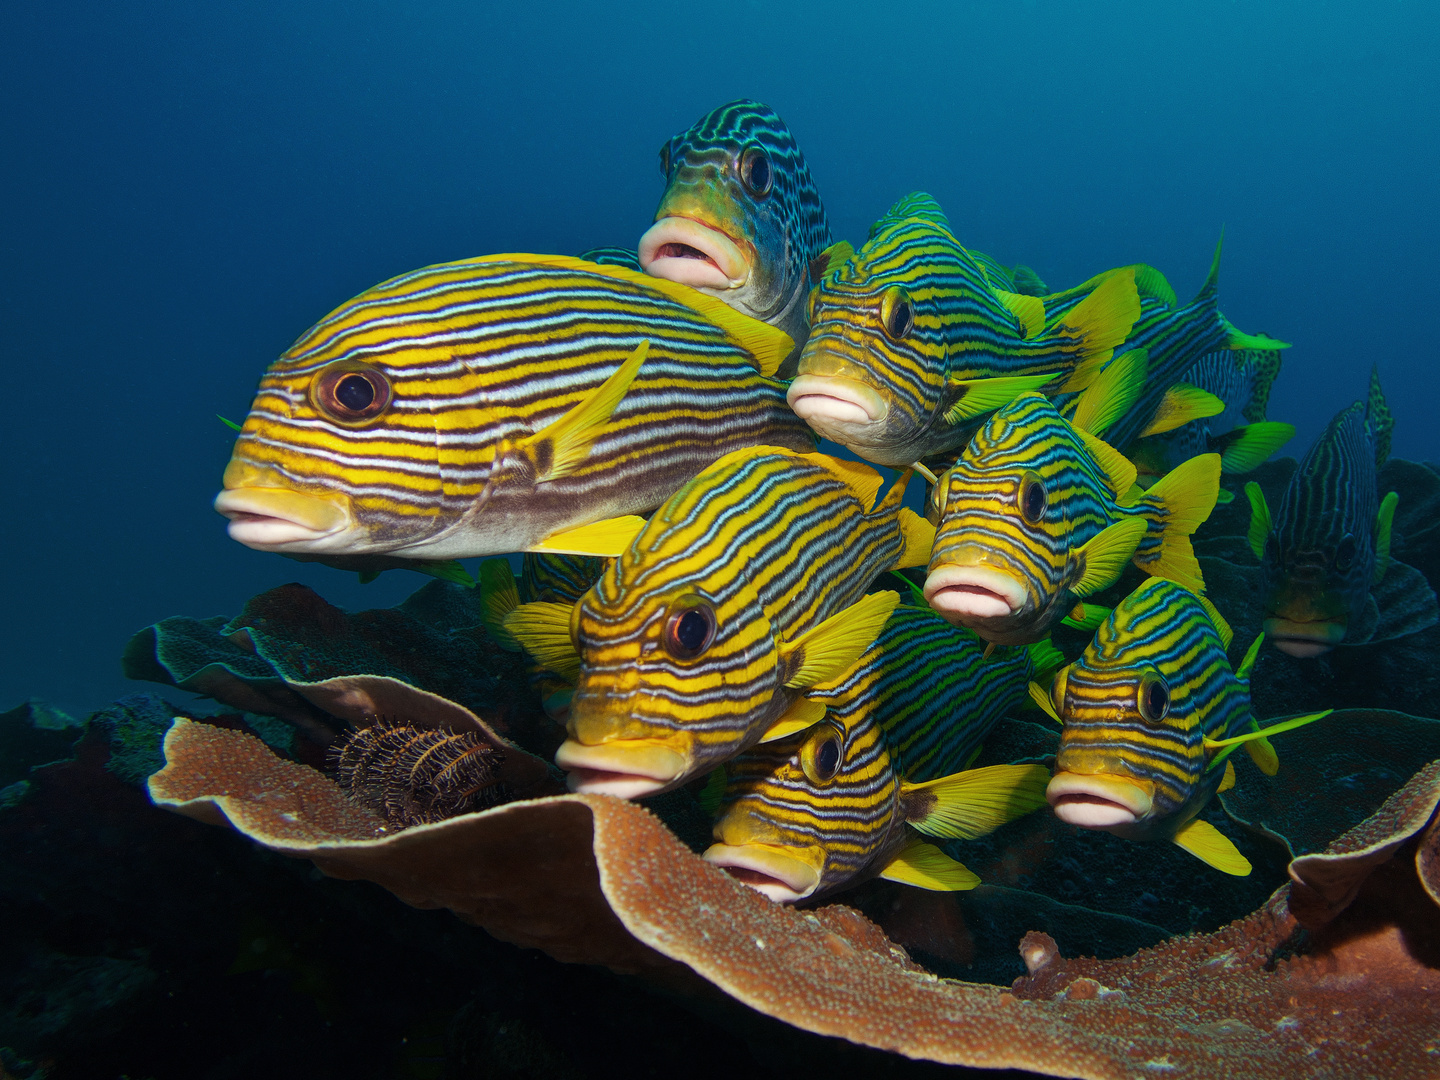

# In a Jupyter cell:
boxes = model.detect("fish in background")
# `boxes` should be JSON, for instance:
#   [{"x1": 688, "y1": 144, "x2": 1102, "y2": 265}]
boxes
[
  {"x1": 1034, "y1": 577, "x2": 1329, "y2": 875},
  {"x1": 704, "y1": 604, "x2": 1056, "y2": 903},
  {"x1": 924, "y1": 388, "x2": 1220, "y2": 646},
  {"x1": 789, "y1": 193, "x2": 1141, "y2": 468},
  {"x1": 215, "y1": 254, "x2": 816, "y2": 562},
  {"x1": 1128, "y1": 347, "x2": 1295, "y2": 492},
  {"x1": 1245, "y1": 367, "x2": 1438, "y2": 656},
  {"x1": 503, "y1": 446, "x2": 934, "y2": 798}
]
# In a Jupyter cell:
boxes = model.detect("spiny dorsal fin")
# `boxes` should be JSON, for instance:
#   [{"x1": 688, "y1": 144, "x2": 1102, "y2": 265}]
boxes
[
  {"x1": 518, "y1": 339, "x2": 649, "y2": 482},
  {"x1": 878, "y1": 836, "x2": 980, "y2": 892},
  {"x1": 1070, "y1": 348, "x2": 1147, "y2": 437},
  {"x1": 502, "y1": 601, "x2": 581, "y2": 682},
  {"x1": 1197, "y1": 594, "x2": 1234, "y2": 650},
  {"x1": 530, "y1": 515, "x2": 647, "y2": 557},
  {"x1": 757, "y1": 697, "x2": 829, "y2": 742},
  {"x1": 901, "y1": 763, "x2": 1051, "y2": 839},
  {"x1": 1374, "y1": 490, "x2": 1399, "y2": 585},
  {"x1": 1138, "y1": 383, "x2": 1226, "y2": 438},
  {"x1": 1073, "y1": 518, "x2": 1148, "y2": 596},
  {"x1": 944, "y1": 374, "x2": 1058, "y2": 425},
  {"x1": 1073, "y1": 427, "x2": 1138, "y2": 498},
  {"x1": 1133, "y1": 264, "x2": 1178, "y2": 306},
  {"x1": 780, "y1": 591, "x2": 899, "y2": 689},
  {"x1": 478, "y1": 559, "x2": 522, "y2": 650},
  {"x1": 1244, "y1": 481, "x2": 1272, "y2": 562},
  {"x1": 994, "y1": 290, "x2": 1046, "y2": 339},
  {"x1": 1172, "y1": 818, "x2": 1250, "y2": 876},
  {"x1": 1368, "y1": 365, "x2": 1394, "y2": 469}
]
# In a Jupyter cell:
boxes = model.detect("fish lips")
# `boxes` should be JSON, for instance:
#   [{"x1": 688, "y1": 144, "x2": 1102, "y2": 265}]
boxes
[
  {"x1": 553, "y1": 739, "x2": 689, "y2": 799},
  {"x1": 701, "y1": 842, "x2": 823, "y2": 904},
  {"x1": 1263, "y1": 616, "x2": 1347, "y2": 657},
  {"x1": 1046, "y1": 771, "x2": 1155, "y2": 829},
  {"x1": 214, "y1": 486, "x2": 353, "y2": 550},
  {"x1": 923, "y1": 563, "x2": 1029, "y2": 622},
  {"x1": 786, "y1": 374, "x2": 890, "y2": 441},
  {"x1": 638, "y1": 216, "x2": 751, "y2": 291}
]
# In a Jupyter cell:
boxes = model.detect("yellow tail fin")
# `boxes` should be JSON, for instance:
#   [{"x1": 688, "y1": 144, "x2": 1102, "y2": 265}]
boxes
[
  {"x1": 1053, "y1": 267, "x2": 1142, "y2": 392},
  {"x1": 1138, "y1": 453, "x2": 1221, "y2": 590}
]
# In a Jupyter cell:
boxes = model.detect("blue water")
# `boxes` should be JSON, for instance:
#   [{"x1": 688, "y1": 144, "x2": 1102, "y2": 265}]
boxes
[{"x1": 2, "y1": 0, "x2": 1436, "y2": 716}]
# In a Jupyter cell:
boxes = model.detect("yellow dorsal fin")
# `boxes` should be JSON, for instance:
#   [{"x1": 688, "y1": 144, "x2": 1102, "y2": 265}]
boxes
[
  {"x1": 1132, "y1": 264, "x2": 1177, "y2": 306},
  {"x1": 501, "y1": 601, "x2": 581, "y2": 682},
  {"x1": 1072, "y1": 517, "x2": 1148, "y2": 596},
  {"x1": 1197, "y1": 595, "x2": 1234, "y2": 650},
  {"x1": 797, "y1": 450, "x2": 886, "y2": 509},
  {"x1": 1244, "y1": 481, "x2": 1272, "y2": 561},
  {"x1": 477, "y1": 558, "x2": 521, "y2": 650},
  {"x1": 757, "y1": 697, "x2": 829, "y2": 742},
  {"x1": 900, "y1": 763, "x2": 1051, "y2": 839},
  {"x1": 1073, "y1": 426, "x2": 1138, "y2": 497},
  {"x1": 491, "y1": 252, "x2": 794, "y2": 377},
  {"x1": 879, "y1": 836, "x2": 980, "y2": 891},
  {"x1": 944, "y1": 374, "x2": 1057, "y2": 425},
  {"x1": 1225, "y1": 327, "x2": 1291, "y2": 351},
  {"x1": 780, "y1": 591, "x2": 899, "y2": 689},
  {"x1": 895, "y1": 508, "x2": 936, "y2": 570},
  {"x1": 1138, "y1": 383, "x2": 1226, "y2": 438},
  {"x1": 1069, "y1": 348, "x2": 1148, "y2": 437},
  {"x1": 994, "y1": 289, "x2": 1046, "y2": 339},
  {"x1": 529, "y1": 515, "x2": 647, "y2": 557},
  {"x1": 1171, "y1": 818, "x2": 1251, "y2": 876},
  {"x1": 1217, "y1": 760, "x2": 1237, "y2": 792},
  {"x1": 518, "y1": 339, "x2": 649, "y2": 482},
  {"x1": 1027, "y1": 680, "x2": 1063, "y2": 724},
  {"x1": 1204, "y1": 709, "x2": 1332, "y2": 751},
  {"x1": 1054, "y1": 267, "x2": 1141, "y2": 392}
]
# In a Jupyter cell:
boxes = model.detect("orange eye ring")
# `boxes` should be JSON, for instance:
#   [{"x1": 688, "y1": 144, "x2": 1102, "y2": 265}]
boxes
[
  {"x1": 800, "y1": 720, "x2": 844, "y2": 785},
  {"x1": 663, "y1": 597, "x2": 716, "y2": 660},
  {"x1": 311, "y1": 361, "x2": 392, "y2": 426}
]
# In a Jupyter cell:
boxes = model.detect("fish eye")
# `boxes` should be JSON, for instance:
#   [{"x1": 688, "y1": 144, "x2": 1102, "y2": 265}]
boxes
[
  {"x1": 658, "y1": 143, "x2": 670, "y2": 178},
  {"x1": 800, "y1": 721, "x2": 844, "y2": 784},
  {"x1": 664, "y1": 599, "x2": 716, "y2": 659},
  {"x1": 880, "y1": 287, "x2": 914, "y2": 341},
  {"x1": 1334, "y1": 533, "x2": 1357, "y2": 572},
  {"x1": 312, "y1": 362, "x2": 391, "y2": 426},
  {"x1": 1137, "y1": 671, "x2": 1170, "y2": 726},
  {"x1": 739, "y1": 147, "x2": 773, "y2": 197},
  {"x1": 1020, "y1": 471, "x2": 1048, "y2": 524}
]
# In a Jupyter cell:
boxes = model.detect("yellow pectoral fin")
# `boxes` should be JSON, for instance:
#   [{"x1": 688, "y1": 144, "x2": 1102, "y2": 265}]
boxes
[
  {"x1": 502, "y1": 601, "x2": 581, "y2": 681},
  {"x1": 901, "y1": 764, "x2": 1051, "y2": 840},
  {"x1": 1072, "y1": 517, "x2": 1148, "y2": 596},
  {"x1": 520, "y1": 339, "x2": 649, "y2": 483},
  {"x1": 1217, "y1": 760, "x2": 1237, "y2": 793},
  {"x1": 944, "y1": 374, "x2": 1057, "y2": 425},
  {"x1": 758, "y1": 697, "x2": 828, "y2": 742},
  {"x1": 1172, "y1": 818, "x2": 1251, "y2": 876},
  {"x1": 530, "y1": 516, "x2": 647, "y2": 557},
  {"x1": 781, "y1": 591, "x2": 899, "y2": 689},
  {"x1": 880, "y1": 837, "x2": 981, "y2": 891}
]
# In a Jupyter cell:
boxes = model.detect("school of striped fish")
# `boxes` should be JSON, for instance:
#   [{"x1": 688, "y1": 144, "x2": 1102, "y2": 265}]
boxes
[{"x1": 215, "y1": 98, "x2": 1427, "y2": 902}]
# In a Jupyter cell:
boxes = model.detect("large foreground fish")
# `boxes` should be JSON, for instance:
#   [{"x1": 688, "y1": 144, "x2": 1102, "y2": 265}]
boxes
[{"x1": 215, "y1": 255, "x2": 814, "y2": 560}]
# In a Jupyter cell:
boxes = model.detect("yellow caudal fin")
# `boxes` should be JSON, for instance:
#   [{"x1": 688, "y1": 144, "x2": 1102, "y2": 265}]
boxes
[
  {"x1": 901, "y1": 763, "x2": 1051, "y2": 839},
  {"x1": 517, "y1": 339, "x2": 648, "y2": 483},
  {"x1": 944, "y1": 374, "x2": 1058, "y2": 425},
  {"x1": 530, "y1": 515, "x2": 647, "y2": 557},
  {"x1": 1054, "y1": 267, "x2": 1142, "y2": 392},
  {"x1": 1171, "y1": 818, "x2": 1251, "y2": 876},
  {"x1": 1138, "y1": 383, "x2": 1227, "y2": 438},
  {"x1": 1138, "y1": 453, "x2": 1221, "y2": 590},
  {"x1": 895, "y1": 508, "x2": 937, "y2": 570},
  {"x1": 502, "y1": 601, "x2": 581, "y2": 682},
  {"x1": 879, "y1": 836, "x2": 981, "y2": 891},
  {"x1": 757, "y1": 697, "x2": 828, "y2": 742},
  {"x1": 1217, "y1": 760, "x2": 1237, "y2": 792},
  {"x1": 477, "y1": 558, "x2": 522, "y2": 651},
  {"x1": 1374, "y1": 490, "x2": 1399, "y2": 585},
  {"x1": 1069, "y1": 347, "x2": 1148, "y2": 438},
  {"x1": 780, "y1": 591, "x2": 899, "y2": 689},
  {"x1": 994, "y1": 289, "x2": 1047, "y2": 339},
  {"x1": 1215, "y1": 421, "x2": 1295, "y2": 474},
  {"x1": 1072, "y1": 517, "x2": 1148, "y2": 596},
  {"x1": 512, "y1": 253, "x2": 795, "y2": 376},
  {"x1": 1074, "y1": 426, "x2": 1139, "y2": 499}
]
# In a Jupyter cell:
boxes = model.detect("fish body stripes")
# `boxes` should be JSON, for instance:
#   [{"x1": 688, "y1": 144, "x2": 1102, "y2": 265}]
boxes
[
  {"x1": 520, "y1": 553, "x2": 609, "y2": 605},
  {"x1": 217, "y1": 254, "x2": 814, "y2": 560}
]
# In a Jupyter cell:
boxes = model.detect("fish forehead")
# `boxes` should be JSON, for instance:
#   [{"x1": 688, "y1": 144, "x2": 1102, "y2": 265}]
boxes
[{"x1": 1275, "y1": 401, "x2": 1379, "y2": 557}]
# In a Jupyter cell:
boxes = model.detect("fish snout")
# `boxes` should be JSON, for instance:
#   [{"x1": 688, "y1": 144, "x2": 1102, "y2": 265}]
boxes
[
  {"x1": 559, "y1": 686, "x2": 690, "y2": 798},
  {"x1": 923, "y1": 551, "x2": 1030, "y2": 625},
  {"x1": 701, "y1": 841, "x2": 824, "y2": 904},
  {"x1": 215, "y1": 460, "x2": 354, "y2": 551},
  {"x1": 1046, "y1": 770, "x2": 1156, "y2": 830},
  {"x1": 639, "y1": 216, "x2": 751, "y2": 291}
]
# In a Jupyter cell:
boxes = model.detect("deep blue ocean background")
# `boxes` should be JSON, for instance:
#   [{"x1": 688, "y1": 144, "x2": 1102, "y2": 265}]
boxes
[{"x1": 2, "y1": 0, "x2": 1436, "y2": 716}]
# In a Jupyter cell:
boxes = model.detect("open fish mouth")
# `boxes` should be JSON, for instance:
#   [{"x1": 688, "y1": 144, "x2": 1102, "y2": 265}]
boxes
[
  {"x1": 924, "y1": 564, "x2": 1028, "y2": 621},
  {"x1": 786, "y1": 374, "x2": 889, "y2": 433},
  {"x1": 553, "y1": 739, "x2": 689, "y2": 799},
  {"x1": 1263, "y1": 616, "x2": 1345, "y2": 658},
  {"x1": 701, "y1": 843, "x2": 822, "y2": 903},
  {"x1": 214, "y1": 487, "x2": 352, "y2": 549},
  {"x1": 1047, "y1": 771, "x2": 1154, "y2": 828},
  {"x1": 638, "y1": 217, "x2": 750, "y2": 291}
]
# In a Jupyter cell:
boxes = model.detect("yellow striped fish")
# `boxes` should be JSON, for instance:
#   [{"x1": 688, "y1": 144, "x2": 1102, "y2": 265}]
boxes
[
  {"x1": 1032, "y1": 578, "x2": 1330, "y2": 875},
  {"x1": 788, "y1": 193, "x2": 1141, "y2": 467},
  {"x1": 704, "y1": 605, "x2": 1054, "y2": 902},
  {"x1": 925, "y1": 391, "x2": 1220, "y2": 646},
  {"x1": 215, "y1": 254, "x2": 815, "y2": 561},
  {"x1": 504, "y1": 446, "x2": 934, "y2": 797}
]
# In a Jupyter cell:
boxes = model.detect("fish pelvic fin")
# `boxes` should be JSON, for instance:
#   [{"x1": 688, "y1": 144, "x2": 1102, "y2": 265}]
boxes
[
  {"x1": 529, "y1": 516, "x2": 647, "y2": 557},
  {"x1": 1212, "y1": 421, "x2": 1295, "y2": 474},
  {"x1": 1070, "y1": 347, "x2": 1148, "y2": 437},
  {"x1": 502, "y1": 601, "x2": 581, "y2": 682},
  {"x1": 1172, "y1": 817, "x2": 1251, "y2": 876},
  {"x1": 1053, "y1": 267, "x2": 1142, "y2": 393},
  {"x1": 1132, "y1": 453, "x2": 1221, "y2": 591},
  {"x1": 901, "y1": 763, "x2": 1051, "y2": 840},
  {"x1": 1375, "y1": 490, "x2": 1399, "y2": 585},
  {"x1": 1137, "y1": 383, "x2": 1226, "y2": 438},
  {"x1": 994, "y1": 289, "x2": 1047, "y2": 339},
  {"x1": 879, "y1": 836, "x2": 980, "y2": 892},
  {"x1": 1074, "y1": 426, "x2": 1138, "y2": 498},
  {"x1": 1368, "y1": 364, "x2": 1394, "y2": 469},
  {"x1": 944, "y1": 374, "x2": 1057, "y2": 425},
  {"x1": 1204, "y1": 710, "x2": 1332, "y2": 760},
  {"x1": 1072, "y1": 517, "x2": 1148, "y2": 597},
  {"x1": 1244, "y1": 481, "x2": 1272, "y2": 562},
  {"x1": 478, "y1": 558, "x2": 522, "y2": 651},
  {"x1": 780, "y1": 591, "x2": 899, "y2": 690}
]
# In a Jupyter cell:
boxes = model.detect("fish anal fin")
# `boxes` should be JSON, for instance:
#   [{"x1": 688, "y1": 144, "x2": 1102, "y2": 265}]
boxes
[
  {"x1": 1138, "y1": 383, "x2": 1226, "y2": 438},
  {"x1": 1072, "y1": 518, "x2": 1148, "y2": 596},
  {"x1": 781, "y1": 592, "x2": 899, "y2": 689},
  {"x1": 879, "y1": 837, "x2": 981, "y2": 892},
  {"x1": 530, "y1": 516, "x2": 647, "y2": 557},
  {"x1": 1172, "y1": 818, "x2": 1251, "y2": 876}
]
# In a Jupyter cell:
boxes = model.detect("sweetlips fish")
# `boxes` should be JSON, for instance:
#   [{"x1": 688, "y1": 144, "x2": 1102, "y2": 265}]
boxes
[
  {"x1": 704, "y1": 604, "x2": 1057, "y2": 903},
  {"x1": 1245, "y1": 367, "x2": 1436, "y2": 656},
  {"x1": 503, "y1": 446, "x2": 935, "y2": 798},
  {"x1": 789, "y1": 193, "x2": 1142, "y2": 468},
  {"x1": 1032, "y1": 577, "x2": 1330, "y2": 875},
  {"x1": 924, "y1": 389, "x2": 1220, "y2": 646},
  {"x1": 215, "y1": 254, "x2": 815, "y2": 561}
]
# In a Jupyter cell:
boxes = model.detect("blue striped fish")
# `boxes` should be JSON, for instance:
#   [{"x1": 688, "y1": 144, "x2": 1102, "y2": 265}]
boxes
[
  {"x1": 924, "y1": 392, "x2": 1220, "y2": 646},
  {"x1": 1245, "y1": 368, "x2": 1421, "y2": 655},
  {"x1": 504, "y1": 446, "x2": 934, "y2": 797},
  {"x1": 1035, "y1": 578, "x2": 1328, "y2": 875},
  {"x1": 215, "y1": 254, "x2": 815, "y2": 561},
  {"x1": 789, "y1": 193, "x2": 1141, "y2": 468},
  {"x1": 704, "y1": 605, "x2": 1055, "y2": 902}
]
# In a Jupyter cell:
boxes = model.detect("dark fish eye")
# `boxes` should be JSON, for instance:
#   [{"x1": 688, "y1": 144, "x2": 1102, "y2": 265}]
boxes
[
  {"x1": 658, "y1": 143, "x2": 670, "y2": 178},
  {"x1": 1020, "y1": 471, "x2": 1048, "y2": 524},
  {"x1": 312, "y1": 362, "x2": 391, "y2": 425},
  {"x1": 739, "y1": 146, "x2": 772, "y2": 197},
  {"x1": 1334, "y1": 533, "x2": 1357, "y2": 572},
  {"x1": 664, "y1": 600, "x2": 716, "y2": 659},
  {"x1": 801, "y1": 722, "x2": 844, "y2": 784},
  {"x1": 880, "y1": 286, "x2": 914, "y2": 341},
  {"x1": 1138, "y1": 671, "x2": 1170, "y2": 726}
]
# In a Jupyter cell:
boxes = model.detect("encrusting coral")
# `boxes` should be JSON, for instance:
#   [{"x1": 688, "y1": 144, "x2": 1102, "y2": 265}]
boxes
[{"x1": 149, "y1": 718, "x2": 1440, "y2": 1079}]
